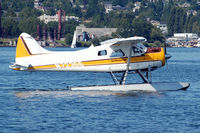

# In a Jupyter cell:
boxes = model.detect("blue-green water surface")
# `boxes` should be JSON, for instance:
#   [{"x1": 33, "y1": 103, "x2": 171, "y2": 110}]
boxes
[{"x1": 0, "y1": 47, "x2": 200, "y2": 133}]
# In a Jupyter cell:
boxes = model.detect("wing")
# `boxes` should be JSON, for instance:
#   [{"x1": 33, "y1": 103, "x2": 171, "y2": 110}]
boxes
[
  {"x1": 100, "y1": 36, "x2": 146, "y2": 46},
  {"x1": 112, "y1": 36, "x2": 146, "y2": 46}
]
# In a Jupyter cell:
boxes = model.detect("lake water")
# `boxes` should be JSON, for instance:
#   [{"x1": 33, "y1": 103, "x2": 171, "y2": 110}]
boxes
[{"x1": 0, "y1": 47, "x2": 200, "y2": 133}]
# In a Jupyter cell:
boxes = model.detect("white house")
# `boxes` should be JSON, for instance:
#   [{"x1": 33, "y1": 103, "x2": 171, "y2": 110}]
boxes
[{"x1": 38, "y1": 14, "x2": 79, "y2": 24}]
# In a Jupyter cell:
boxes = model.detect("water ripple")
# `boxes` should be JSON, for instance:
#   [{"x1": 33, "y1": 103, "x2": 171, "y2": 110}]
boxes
[{"x1": 1, "y1": 47, "x2": 200, "y2": 133}]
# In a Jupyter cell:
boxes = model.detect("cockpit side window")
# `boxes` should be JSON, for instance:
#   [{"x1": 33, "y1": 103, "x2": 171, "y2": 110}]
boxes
[
  {"x1": 110, "y1": 49, "x2": 125, "y2": 57},
  {"x1": 132, "y1": 47, "x2": 141, "y2": 53},
  {"x1": 98, "y1": 50, "x2": 107, "y2": 56},
  {"x1": 132, "y1": 46, "x2": 143, "y2": 56}
]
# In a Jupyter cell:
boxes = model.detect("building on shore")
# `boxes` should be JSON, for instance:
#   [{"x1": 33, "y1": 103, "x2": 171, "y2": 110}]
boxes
[
  {"x1": 34, "y1": 0, "x2": 44, "y2": 11},
  {"x1": 166, "y1": 33, "x2": 199, "y2": 47},
  {"x1": 38, "y1": 13, "x2": 79, "y2": 24},
  {"x1": 133, "y1": 2, "x2": 141, "y2": 13},
  {"x1": 173, "y1": 33, "x2": 198, "y2": 40},
  {"x1": 71, "y1": 24, "x2": 117, "y2": 48},
  {"x1": 38, "y1": 10, "x2": 79, "y2": 41},
  {"x1": 101, "y1": 1, "x2": 130, "y2": 13},
  {"x1": 102, "y1": 1, "x2": 113, "y2": 13},
  {"x1": 75, "y1": 24, "x2": 117, "y2": 42},
  {"x1": 150, "y1": 20, "x2": 168, "y2": 35}
]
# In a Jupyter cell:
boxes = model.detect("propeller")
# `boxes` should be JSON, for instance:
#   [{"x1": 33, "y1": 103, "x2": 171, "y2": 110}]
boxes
[
  {"x1": 164, "y1": 42, "x2": 171, "y2": 69},
  {"x1": 164, "y1": 42, "x2": 171, "y2": 59}
]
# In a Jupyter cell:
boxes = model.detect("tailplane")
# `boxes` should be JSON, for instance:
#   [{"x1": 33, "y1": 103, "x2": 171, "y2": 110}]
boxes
[{"x1": 10, "y1": 33, "x2": 50, "y2": 70}]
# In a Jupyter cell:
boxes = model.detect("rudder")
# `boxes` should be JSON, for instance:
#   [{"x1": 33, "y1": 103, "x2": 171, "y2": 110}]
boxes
[{"x1": 16, "y1": 34, "x2": 31, "y2": 58}]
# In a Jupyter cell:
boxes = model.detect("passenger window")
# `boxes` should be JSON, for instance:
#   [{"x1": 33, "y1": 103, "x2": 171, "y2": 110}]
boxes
[
  {"x1": 98, "y1": 50, "x2": 107, "y2": 56},
  {"x1": 110, "y1": 49, "x2": 125, "y2": 57}
]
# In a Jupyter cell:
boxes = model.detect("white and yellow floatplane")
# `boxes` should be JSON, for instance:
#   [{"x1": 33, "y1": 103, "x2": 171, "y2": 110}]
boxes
[{"x1": 10, "y1": 33, "x2": 189, "y2": 92}]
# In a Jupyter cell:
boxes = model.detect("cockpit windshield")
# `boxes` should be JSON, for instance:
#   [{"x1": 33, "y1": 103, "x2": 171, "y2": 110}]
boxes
[
  {"x1": 132, "y1": 46, "x2": 143, "y2": 54},
  {"x1": 132, "y1": 43, "x2": 146, "y2": 56}
]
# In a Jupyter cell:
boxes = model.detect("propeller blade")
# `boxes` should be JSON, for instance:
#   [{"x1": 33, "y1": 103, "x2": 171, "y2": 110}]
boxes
[
  {"x1": 164, "y1": 42, "x2": 171, "y2": 69},
  {"x1": 164, "y1": 42, "x2": 172, "y2": 60},
  {"x1": 164, "y1": 42, "x2": 167, "y2": 55},
  {"x1": 165, "y1": 54, "x2": 172, "y2": 60}
]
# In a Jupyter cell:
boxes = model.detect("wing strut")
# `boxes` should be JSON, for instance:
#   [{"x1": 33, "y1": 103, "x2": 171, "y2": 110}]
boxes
[
  {"x1": 121, "y1": 45, "x2": 132, "y2": 85},
  {"x1": 110, "y1": 70, "x2": 120, "y2": 85},
  {"x1": 109, "y1": 45, "x2": 133, "y2": 85},
  {"x1": 137, "y1": 65, "x2": 152, "y2": 83}
]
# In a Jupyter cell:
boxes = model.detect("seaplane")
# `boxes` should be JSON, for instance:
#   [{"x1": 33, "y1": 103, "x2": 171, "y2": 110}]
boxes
[{"x1": 9, "y1": 33, "x2": 189, "y2": 92}]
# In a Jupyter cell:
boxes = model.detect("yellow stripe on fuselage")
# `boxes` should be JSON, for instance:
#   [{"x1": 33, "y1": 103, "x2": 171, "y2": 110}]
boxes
[
  {"x1": 29, "y1": 64, "x2": 57, "y2": 70},
  {"x1": 83, "y1": 58, "x2": 127, "y2": 66}
]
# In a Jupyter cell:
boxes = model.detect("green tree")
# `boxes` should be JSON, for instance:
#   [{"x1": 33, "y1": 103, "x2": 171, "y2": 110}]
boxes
[
  {"x1": 174, "y1": 8, "x2": 186, "y2": 33},
  {"x1": 1, "y1": 18, "x2": 20, "y2": 37},
  {"x1": 91, "y1": 37, "x2": 100, "y2": 46},
  {"x1": 43, "y1": 0, "x2": 73, "y2": 15},
  {"x1": 65, "y1": 33, "x2": 73, "y2": 45},
  {"x1": 18, "y1": 17, "x2": 41, "y2": 34},
  {"x1": 132, "y1": 17, "x2": 153, "y2": 40},
  {"x1": 75, "y1": 0, "x2": 85, "y2": 5},
  {"x1": 191, "y1": 21, "x2": 200, "y2": 34},
  {"x1": 88, "y1": 0, "x2": 98, "y2": 6},
  {"x1": 84, "y1": 1, "x2": 104, "y2": 19},
  {"x1": 161, "y1": 0, "x2": 174, "y2": 22},
  {"x1": 167, "y1": 8, "x2": 175, "y2": 36},
  {"x1": 45, "y1": 8, "x2": 56, "y2": 16},
  {"x1": 73, "y1": 6, "x2": 82, "y2": 17},
  {"x1": 1, "y1": 0, "x2": 33, "y2": 12},
  {"x1": 45, "y1": 21, "x2": 58, "y2": 37},
  {"x1": 64, "y1": 20, "x2": 79, "y2": 37},
  {"x1": 144, "y1": 0, "x2": 163, "y2": 21},
  {"x1": 116, "y1": 18, "x2": 134, "y2": 37},
  {"x1": 185, "y1": 14, "x2": 200, "y2": 33},
  {"x1": 6, "y1": 8, "x2": 16, "y2": 17},
  {"x1": 167, "y1": 7, "x2": 187, "y2": 36},
  {"x1": 185, "y1": 14, "x2": 193, "y2": 32},
  {"x1": 150, "y1": 27, "x2": 164, "y2": 43},
  {"x1": 19, "y1": 7, "x2": 42, "y2": 19},
  {"x1": 112, "y1": 0, "x2": 127, "y2": 6}
]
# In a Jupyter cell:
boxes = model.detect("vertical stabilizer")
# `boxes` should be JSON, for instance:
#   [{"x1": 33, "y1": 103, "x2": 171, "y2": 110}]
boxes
[
  {"x1": 16, "y1": 33, "x2": 49, "y2": 58},
  {"x1": 16, "y1": 35, "x2": 31, "y2": 58}
]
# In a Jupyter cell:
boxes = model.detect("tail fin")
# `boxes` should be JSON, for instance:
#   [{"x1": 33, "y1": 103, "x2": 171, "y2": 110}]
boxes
[{"x1": 16, "y1": 33, "x2": 49, "y2": 58}]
